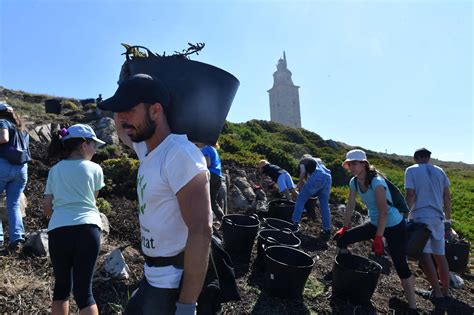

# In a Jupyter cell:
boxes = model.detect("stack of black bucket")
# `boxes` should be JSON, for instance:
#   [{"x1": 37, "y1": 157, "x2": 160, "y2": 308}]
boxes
[{"x1": 221, "y1": 199, "x2": 316, "y2": 299}]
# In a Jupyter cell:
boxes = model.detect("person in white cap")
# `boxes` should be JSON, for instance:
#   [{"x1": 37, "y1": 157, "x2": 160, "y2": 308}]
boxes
[
  {"x1": 334, "y1": 149, "x2": 418, "y2": 312},
  {"x1": 405, "y1": 148, "x2": 452, "y2": 309},
  {"x1": 0, "y1": 102, "x2": 30, "y2": 253},
  {"x1": 43, "y1": 124, "x2": 106, "y2": 315}
]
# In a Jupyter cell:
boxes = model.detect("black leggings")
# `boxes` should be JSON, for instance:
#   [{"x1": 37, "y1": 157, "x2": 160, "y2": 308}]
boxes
[
  {"x1": 337, "y1": 219, "x2": 412, "y2": 279},
  {"x1": 48, "y1": 224, "x2": 101, "y2": 309}
]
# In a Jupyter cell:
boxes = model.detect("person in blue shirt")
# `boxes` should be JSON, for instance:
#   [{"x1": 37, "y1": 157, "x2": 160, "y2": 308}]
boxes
[
  {"x1": 292, "y1": 154, "x2": 332, "y2": 237},
  {"x1": 0, "y1": 103, "x2": 29, "y2": 252},
  {"x1": 199, "y1": 144, "x2": 225, "y2": 220},
  {"x1": 334, "y1": 149, "x2": 417, "y2": 312},
  {"x1": 44, "y1": 124, "x2": 105, "y2": 315}
]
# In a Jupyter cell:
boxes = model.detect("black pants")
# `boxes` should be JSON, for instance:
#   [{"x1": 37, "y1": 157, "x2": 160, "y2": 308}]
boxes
[
  {"x1": 210, "y1": 172, "x2": 224, "y2": 220},
  {"x1": 125, "y1": 277, "x2": 180, "y2": 315},
  {"x1": 337, "y1": 219, "x2": 412, "y2": 279},
  {"x1": 48, "y1": 224, "x2": 101, "y2": 309}
]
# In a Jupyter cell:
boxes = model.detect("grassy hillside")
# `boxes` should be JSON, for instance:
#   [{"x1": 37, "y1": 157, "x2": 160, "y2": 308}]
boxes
[
  {"x1": 1, "y1": 86, "x2": 472, "y2": 241},
  {"x1": 220, "y1": 120, "x2": 474, "y2": 241}
]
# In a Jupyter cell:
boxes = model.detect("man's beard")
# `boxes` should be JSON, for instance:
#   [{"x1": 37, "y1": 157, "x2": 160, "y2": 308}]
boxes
[{"x1": 128, "y1": 113, "x2": 156, "y2": 143}]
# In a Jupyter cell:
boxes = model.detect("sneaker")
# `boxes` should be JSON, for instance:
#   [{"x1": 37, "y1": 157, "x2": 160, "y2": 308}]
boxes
[
  {"x1": 319, "y1": 230, "x2": 331, "y2": 242},
  {"x1": 7, "y1": 240, "x2": 24, "y2": 254},
  {"x1": 431, "y1": 296, "x2": 449, "y2": 310}
]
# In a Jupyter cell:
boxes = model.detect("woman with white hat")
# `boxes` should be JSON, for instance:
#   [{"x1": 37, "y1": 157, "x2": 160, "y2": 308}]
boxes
[
  {"x1": 334, "y1": 149, "x2": 417, "y2": 312},
  {"x1": 44, "y1": 124, "x2": 106, "y2": 315}
]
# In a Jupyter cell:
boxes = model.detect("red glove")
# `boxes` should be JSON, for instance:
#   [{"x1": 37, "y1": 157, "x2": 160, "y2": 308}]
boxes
[
  {"x1": 372, "y1": 235, "x2": 384, "y2": 256},
  {"x1": 333, "y1": 226, "x2": 348, "y2": 240}
]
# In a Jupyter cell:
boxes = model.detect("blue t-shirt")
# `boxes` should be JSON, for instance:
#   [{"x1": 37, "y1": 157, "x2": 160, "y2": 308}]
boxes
[
  {"x1": 45, "y1": 159, "x2": 105, "y2": 232},
  {"x1": 201, "y1": 146, "x2": 222, "y2": 177},
  {"x1": 350, "y1": 175, "x2": 402, "y2": 227}
]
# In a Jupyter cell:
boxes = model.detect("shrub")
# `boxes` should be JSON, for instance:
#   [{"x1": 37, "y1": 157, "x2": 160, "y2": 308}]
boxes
[
  {"x1": 96, "y1": 197, "x2": 112, "y2": 215},
  {"x1": 62, "y1": 100, "x2": 79, "y2": 110},
  {"x1": 101, "y1": 155, "x2": 139, "y2": 200}
]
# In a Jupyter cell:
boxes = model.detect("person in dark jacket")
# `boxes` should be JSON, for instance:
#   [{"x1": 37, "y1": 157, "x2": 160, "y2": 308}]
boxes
[
  {"x1": 258, "y1": 160, "x2": 297, "y2": 201},
  {"x1": 0, "y1": 103, "x2": 29, "y2": 252}
]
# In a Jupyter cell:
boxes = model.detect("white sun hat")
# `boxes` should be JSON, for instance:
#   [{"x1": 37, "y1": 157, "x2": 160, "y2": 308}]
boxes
[{"x1": 342, "y1": 149, "x2": 368, "y2": 170}]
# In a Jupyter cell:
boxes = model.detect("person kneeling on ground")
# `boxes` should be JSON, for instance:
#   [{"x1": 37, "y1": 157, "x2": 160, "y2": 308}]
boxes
[{"x1": 334, "y1": 149, "x2": 417, "y2": 312}]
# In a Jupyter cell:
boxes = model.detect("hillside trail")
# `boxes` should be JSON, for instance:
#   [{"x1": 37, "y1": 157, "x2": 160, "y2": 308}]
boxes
[{"x1": 0, "y1": 140, "x2": 473, "y2": 314}]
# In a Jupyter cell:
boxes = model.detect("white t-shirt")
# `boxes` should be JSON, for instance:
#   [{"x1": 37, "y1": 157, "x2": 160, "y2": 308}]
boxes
[
  {"x1": 45, "y1": 159, "x2": 104, "y2": 232},
  {"x1": 133, "y1": 134, "x2": 208, "y2": 288},
  {"x1": 405, "y1": 163, "x2": 450, "y2": 220}
]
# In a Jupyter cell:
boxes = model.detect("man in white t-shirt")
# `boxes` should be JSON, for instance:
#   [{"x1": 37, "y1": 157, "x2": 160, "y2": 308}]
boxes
[
  {"x1": 99, "y1": 74, "x2": 212, "y2": 315},
  {"x1": 405, "y1": 148, "x2": 452, "y2": 309}
]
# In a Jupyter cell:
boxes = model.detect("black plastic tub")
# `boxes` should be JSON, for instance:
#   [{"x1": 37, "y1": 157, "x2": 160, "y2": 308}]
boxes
[
  {"x1": 118, "y1": 51, "x2": 239, "y2": 145},
  {"x1": 222, "y1": 214, "x2": 259, "y2": 263},
  {"x1": 332, "y1": 254, "x2": 382, "y2": 305},
  {"x1": 263, "y1": 217, "x2": 299, "y2": 234},
  {"x1": 256, "y1": 229, "x2": 301, "y2": 266},
  {"x1": 264, "y1": 245, "x2": 315, "y2": 299},
  {"x1": 445, "y1": 240, "x2": 470, "y2": 274},
  {"x1": 44, "y1": 99, "x2": 62, "y2": 114},
  {"x1": 267, "y1": 199, "x2": 295, "y2": 223}
]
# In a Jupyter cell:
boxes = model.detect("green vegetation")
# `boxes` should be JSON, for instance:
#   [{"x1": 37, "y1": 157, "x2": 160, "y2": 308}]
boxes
[
  {"x1": 219, "y1": 120, "x2": 474, "y2": 241},
  {"x1": 96, "y1": 197, "x2": 112, "y2": 215},
  {"x1": 101, "y1": 155, "x2": 139, "y2": 200},
  {"x1": 303, "y1": 274, "x2": 325, "y2": 299}
]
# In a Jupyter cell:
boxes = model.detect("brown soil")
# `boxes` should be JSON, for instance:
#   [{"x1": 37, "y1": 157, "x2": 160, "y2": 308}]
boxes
[{"x1": 0, "y1": 142, "x2": 473, "y2": 314}]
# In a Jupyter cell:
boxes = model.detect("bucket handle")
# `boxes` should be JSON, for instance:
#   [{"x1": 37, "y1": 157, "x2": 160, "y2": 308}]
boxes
[
  {"x1": 266, "y1": 236, "x2": 279, "y2": 245},
  {"x1": 281, "y1": 228, "x2": 294, "y2": 235},
  {"x1": 223, "y1": 217, "x2": 234, "y2": 226},
  {"x1": 249, "y1": 213, "x2": 259, "y2": 222}
]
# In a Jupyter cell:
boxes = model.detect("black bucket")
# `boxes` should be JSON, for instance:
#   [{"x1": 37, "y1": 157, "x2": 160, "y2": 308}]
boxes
[
  {"x1": 264, "y1": 245, "x2": 315, "y2": 299},
  {"x1": 44, "y1": 99, "x2": 62, "y2": 114},
  {"x1": 222, "y1": 214, "x2": 259, "y2": 262},
  {"x1": 118, "y1": 47, "x2": 239, "y2": 145},
  {"x1": 263, "y1": 217, "x2": 299, "y2": 234},
  {"x1": 445, "y1": 240, "x2": 470, "y2": 274},
  {"x1": 304, "y1": 197, "x2": 317, "y2": 219},
  {"x1": 256, "y1": 229, "x2": 301, "y2": 266},
  {"x1": 332, "y1": 254, "x2": 382, "y2": 305},
  {"x1": 406, "y1": 222, "x2": 431, "y2": 260},
  {"x1": 268, "y1": 199, "x2": 295, "y2": 223}
]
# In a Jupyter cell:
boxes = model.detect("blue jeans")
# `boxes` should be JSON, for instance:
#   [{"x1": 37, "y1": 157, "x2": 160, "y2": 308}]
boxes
[
  {"x1": 125, "y1": 277, "x2": 180, "y2": 315},
  {"x1": 0, "y1": 158, "x2": 27, "y2": 245},
  {"x1": 292, "y1": 170, "x2": 332, "y2": 231}
]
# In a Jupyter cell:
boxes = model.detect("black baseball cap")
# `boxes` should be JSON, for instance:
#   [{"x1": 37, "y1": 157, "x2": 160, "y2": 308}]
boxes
[
  {"x1": 98, "y1": 74, "x2": 170, "y2": 113},
  {"x1": 414, "y1": 148, "x2": 432, "y2": 159}
]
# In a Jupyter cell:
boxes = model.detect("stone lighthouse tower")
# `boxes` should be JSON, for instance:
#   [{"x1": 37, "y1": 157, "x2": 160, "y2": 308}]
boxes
[{"x1": 268, "y1": 52, "x2": 301, "y2": 128}]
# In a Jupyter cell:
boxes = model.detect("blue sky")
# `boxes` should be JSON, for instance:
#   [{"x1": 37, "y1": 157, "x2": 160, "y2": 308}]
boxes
[{"x1": 1, "y1": 0, "x2": 472, "y2": 163}]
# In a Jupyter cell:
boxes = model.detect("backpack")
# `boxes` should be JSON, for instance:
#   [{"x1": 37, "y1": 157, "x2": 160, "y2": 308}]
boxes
[
  {"x1": 0, "y1": 122, "x2": 31, "y2": 165},
  {"x1": 353, "y1": 176, "x2": 409, "y2": 214}
]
